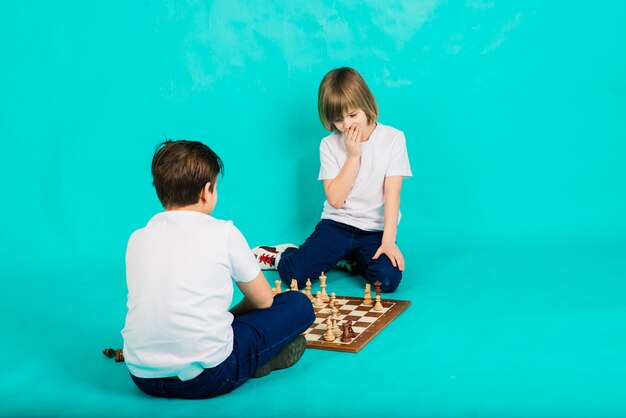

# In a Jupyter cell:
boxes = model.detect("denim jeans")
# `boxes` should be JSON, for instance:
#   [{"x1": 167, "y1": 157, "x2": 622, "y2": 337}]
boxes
[
  {"x1": 129, "y1": 291, "x2": 314, "y2": 399},
  {"x1": 278, "y1": 219, "x2": 403, "y2": 293}
]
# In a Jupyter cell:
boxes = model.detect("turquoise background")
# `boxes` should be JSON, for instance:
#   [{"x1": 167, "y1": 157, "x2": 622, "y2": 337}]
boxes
[{"x1": 1, "y1": 1, "x2": 625, "y2": 417}]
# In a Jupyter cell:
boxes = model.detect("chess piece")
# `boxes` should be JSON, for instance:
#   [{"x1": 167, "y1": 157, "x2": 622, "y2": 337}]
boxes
[
  {"x1": 114, "y1": 349, "x2": 125, "y2": 362},
  {"x1": 272, "y1": 288, "x2": 277, "y2": 296},
  {"x1": 290, "y1": 279, "x2": 298, "y2": 291},
  {"x1": 332, "y1": 318, "x2": 342, "y2": 337},
  {"x1": 363, "y1": 284, "x2": 373, "y2": 306},
  {"x1": 373, "y1": 280, "x2": 382, "y2": 297},
  {"x1": 313, "y1": 291, "x2": 324, "y2": 307},
  {"x1": 347, "y1": 320, "x2": 356, "y2": 338},
  {"x1": 274, "y1": 280, "x2": 282, "y2": 294},
  {"x1": 341, "y1": 323, "x2": 352, "y2": 343},
  {"x1": 320, "y1": 272, "x2": 329, "y2": 302},
  {"x1": 332, "y1": 306, "x2": 339, "y2": 320},
  {"x1": 329, "y1": 292, "x2": 336, "y2": 306},
  {"x1": 373, "y1": 294, "x2": 383, "y2": 311},
  {"x1": 102, "y1": 348, "x2": 115, "y2": 358},
  {"x1": 305, "y1": 279, "x2": 313, "y2": 297},
  {"x1": 319, "y1": 272, "x2": 327, "y2": 287},
  {"x1": 324, "y1": 318, "x2": 335, "y2": 341}
]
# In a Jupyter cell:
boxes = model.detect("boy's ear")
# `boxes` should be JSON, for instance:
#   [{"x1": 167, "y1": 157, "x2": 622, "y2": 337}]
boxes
[{"x1": 200, "y1": 182, "x2": 212, "y2": 202}]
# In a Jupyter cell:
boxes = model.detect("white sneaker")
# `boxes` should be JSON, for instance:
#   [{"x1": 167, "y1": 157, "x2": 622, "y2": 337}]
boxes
[{"x1": 252, "y1": 244, "x2": 297, "y2": 270}]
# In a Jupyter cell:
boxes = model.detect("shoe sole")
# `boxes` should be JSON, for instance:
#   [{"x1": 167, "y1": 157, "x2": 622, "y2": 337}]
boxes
[{"x1": 252, "y1": 335, "x2": 307, "y2": 378}]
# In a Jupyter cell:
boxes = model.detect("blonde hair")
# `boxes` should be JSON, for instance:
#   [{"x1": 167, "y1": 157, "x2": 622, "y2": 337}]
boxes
[{"x1": 318, "y1": 67, "x2": 379, "y2": 131}]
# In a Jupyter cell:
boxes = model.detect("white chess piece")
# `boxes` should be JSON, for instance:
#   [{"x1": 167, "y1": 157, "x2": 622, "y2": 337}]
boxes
[
  {"x1": 324, "y1": 317, "x2": 335, "y2": 341},
  {"x1": 373, "y1": 294, "x2": 383, "y2": 311},
  {"x1": 313, "y1": 291, "x2": 323, "y2": 307},
  {"x1": 274, "y1": 280, "x2": 282, "y2": 294}
]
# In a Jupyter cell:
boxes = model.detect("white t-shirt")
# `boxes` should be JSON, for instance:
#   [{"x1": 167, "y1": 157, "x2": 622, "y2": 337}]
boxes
[
  {"x1": 318, "y1": 123, "x2": 413, "y2": 231},
  {"x1": 121, "y1": 211, "x2": 260, "y2": 379}
]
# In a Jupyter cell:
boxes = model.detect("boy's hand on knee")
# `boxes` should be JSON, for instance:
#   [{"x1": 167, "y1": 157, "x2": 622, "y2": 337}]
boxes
[{"x1": 372, "y1": 242, "x2": 405, "y2": 271}]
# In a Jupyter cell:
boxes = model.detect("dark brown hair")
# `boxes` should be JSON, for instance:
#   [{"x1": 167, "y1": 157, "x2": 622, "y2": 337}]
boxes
[
  {"x1": 151, "y1": 140, "x2": 223, "y2": 208},
  {"x1": 318, "y1": 67, "x2": 379, "y2": 131}
]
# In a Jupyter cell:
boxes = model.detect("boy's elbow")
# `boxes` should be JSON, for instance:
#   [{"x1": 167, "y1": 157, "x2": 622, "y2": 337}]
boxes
[
  {"x1": 258, "y1": 295, "x2": 273, "y2": 309},
  {"x1": 328, "y1": 198, "x2": 344, "y2": 209}
]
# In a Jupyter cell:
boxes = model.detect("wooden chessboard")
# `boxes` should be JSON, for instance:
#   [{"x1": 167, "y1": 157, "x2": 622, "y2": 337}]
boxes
[{"x1": 302, "y1": 295, "x2": 410, "y2": 353}]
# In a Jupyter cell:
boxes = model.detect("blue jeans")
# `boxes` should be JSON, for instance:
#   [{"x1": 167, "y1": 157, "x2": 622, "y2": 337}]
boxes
[
  {"x1": 129, "y1": 291, "x2": 314, "y2": 399},
  {"x1": 278, "y1": 219, "x2": 403, "y2": 293}
]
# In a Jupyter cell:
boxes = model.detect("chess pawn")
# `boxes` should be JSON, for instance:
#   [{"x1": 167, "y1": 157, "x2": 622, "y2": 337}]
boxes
[
  {"x1": 363, "y1": 284, "x2": 373, "y2": 307},
  {"x1": 274, "y1": 280, "x2": 282, "y2": 294},
  {"x1": 373, "y1": 294, "x2": 383, "y2": 311},
  {"x1": 329, "y1": 292, "x2": 336, "y2": 306},
  {"x1": 332, "y1": 318, "x2": 342, "y2": 337},
  {"x1": 332, "y1": 306, "x2": 339, "y2": 321},
  {"x1": 323, "y1": 317, "x2": 335, "y2": 342},
  {"x1": 313, "y1": 291, "x2": 324, "y2": 307},
  {"x1": 290, "y1": 279, "x2": 298, "y2": 292}
]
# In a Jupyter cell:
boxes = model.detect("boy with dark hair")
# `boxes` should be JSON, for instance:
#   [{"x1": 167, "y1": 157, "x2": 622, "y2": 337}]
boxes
[{"x1": 122, "y1": 140, "x2": 314, "y2": 399}]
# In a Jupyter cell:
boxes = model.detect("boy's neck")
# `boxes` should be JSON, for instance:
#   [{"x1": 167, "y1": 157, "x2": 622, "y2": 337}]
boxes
[
  {"x1": 360, "y1": 122, "x2": 377, "y2": 142},
  {"x1": 166, "y1": 203, "x2": 212, "y2": 215}
]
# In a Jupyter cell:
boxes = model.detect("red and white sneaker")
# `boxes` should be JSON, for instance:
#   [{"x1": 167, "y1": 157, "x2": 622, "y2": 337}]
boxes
[{"x1": 252, "y1": 244, "x2": 297, "y2": 270}]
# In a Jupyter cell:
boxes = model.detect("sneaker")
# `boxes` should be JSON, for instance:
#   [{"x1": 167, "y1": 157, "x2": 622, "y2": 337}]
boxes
[
  {"x1": 252, "y1": 243, "x2": 297, "y2": 270},
  {"x1": 252, "y1": 335, "x2": 307, "y2": 378},
  {"x1": 335, "y1": 259, "x2": 359, "y2": 274}
]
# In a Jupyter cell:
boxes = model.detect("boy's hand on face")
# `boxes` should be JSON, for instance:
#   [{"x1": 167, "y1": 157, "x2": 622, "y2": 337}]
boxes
[
  {"x1": 372, "y1": 242, "x2": 405, "y2": 271},
  {"x1": 344, "y1": 124, "x2": 362, "y2": 159}
]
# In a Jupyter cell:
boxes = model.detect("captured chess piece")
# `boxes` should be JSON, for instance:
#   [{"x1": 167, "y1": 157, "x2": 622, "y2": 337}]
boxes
[
  {"x1": 114, "y1": 349, "x2": 125, "y2": 362},
  {"x1": 102, "y1": 348, "x2": 115, "y2": 358},
  {"x1": 274, "y1": 280, "x2": 282, "y2": 294},
  {"x1": 290, "y1": 279, "x2": 298, "y2": 291},
  {"x1": 305, "y1": 278, "x2": 313, "y2": 300},
  {"x1": 103, "y1": 347, "x2": 124, "y2": 362}
]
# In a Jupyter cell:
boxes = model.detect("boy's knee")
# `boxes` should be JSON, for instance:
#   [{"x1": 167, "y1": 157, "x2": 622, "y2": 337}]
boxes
[
  {"x1": 275, "y1": 291, "x2": 315, "y2": 325},
  {"x1": 368, "y1": 263, "x2": 402, "y2": 293}
]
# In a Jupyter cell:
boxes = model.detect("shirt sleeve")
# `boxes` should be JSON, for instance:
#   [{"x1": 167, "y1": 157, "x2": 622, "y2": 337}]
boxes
[
  {"x1": 318, "y1": 139, "x2": 341, "y2": 180},
  {"x1": 226, "y1": 223, "x2": 261, "y2": 283},
  {"x1": 386, "y1": 131, "x2": 413, "y2": 178}
]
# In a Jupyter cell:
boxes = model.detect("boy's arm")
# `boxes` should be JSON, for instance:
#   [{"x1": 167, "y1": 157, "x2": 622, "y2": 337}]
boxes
[
  {"x1": 230, "y1": 271, "x2": 273, "y2": 317},
  {"x1": 323, "y1": 125, "x2": 362, "y2": 209},
  {"x1": 373, "y1": 176, "x2": 405, "y2": 271},
  {"x1": 323, "y1": 156, "x2": 360, "y2": 208}
]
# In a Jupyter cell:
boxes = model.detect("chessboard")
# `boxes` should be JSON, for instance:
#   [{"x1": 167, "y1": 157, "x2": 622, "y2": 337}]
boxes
[{"x1": 302, "y1": 295, "x2": 410, "y2": 353}]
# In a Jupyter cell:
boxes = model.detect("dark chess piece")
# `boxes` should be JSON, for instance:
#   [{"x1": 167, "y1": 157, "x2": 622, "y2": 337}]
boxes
[
  {"x1": 114, "y1": 349, "x2": 125, "y2": 363},
  {"x1": 347, "y1": 320, "x2": 356, "y2": 338},
  {"x1": 341, "y1": 323, "x2": 352, "y2": 343},
  {"x1": 102, "y1": 348, "x2": 115, "y2": 358},
  {"x1": 373, "y1": 280, "x2": 382, "y2": 296}
]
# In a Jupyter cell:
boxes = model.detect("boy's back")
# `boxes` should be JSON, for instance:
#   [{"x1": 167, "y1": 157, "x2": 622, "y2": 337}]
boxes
[{"x1": 122, "y1": 211, "x2": 259, "y2": 378}]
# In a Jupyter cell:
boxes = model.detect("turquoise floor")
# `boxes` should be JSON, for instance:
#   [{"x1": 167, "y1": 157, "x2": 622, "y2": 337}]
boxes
[{"x1": 2, "y1": 242, "x2": 625, "y2": 418}]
